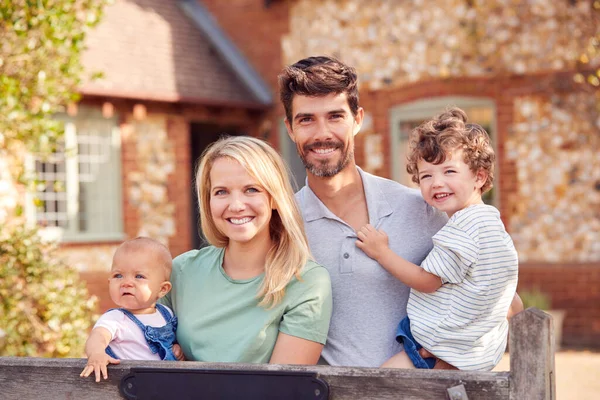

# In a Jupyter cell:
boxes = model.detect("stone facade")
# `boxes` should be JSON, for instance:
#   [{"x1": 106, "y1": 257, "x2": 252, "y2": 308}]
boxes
[
  {"x1": 126, "y1": 117, "x2": 176, "y2": 246},
  {"x1": 282, "y1": 0, "x2": 600, "y2": 265},
  {"x1": 507, "y1": 94, "x2": 600, "y2": 263},
  {"x1": 284, "y1": 0, "x2": 599, "y2": 89}
]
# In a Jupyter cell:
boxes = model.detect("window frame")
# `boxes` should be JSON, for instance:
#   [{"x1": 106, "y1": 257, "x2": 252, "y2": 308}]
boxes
[{"x1": 25, "y1": 108, "x2": 125, "y2": 243}]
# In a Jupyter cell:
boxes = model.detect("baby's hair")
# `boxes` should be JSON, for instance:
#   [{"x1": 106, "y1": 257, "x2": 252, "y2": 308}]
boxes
[
  {"x1": 113, "y1": 237, "x2": 173, "y2": 279},
  {"x1": 406, "y1": 107, "x2": 495, "y2": 193}
]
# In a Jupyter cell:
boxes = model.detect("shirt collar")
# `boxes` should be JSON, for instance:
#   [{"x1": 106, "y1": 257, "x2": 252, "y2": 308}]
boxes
[{"x1": 301, "y1": 167, "x2": 394, "y2": 225}]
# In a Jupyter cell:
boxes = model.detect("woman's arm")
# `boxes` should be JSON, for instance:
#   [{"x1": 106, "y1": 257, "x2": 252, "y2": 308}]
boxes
[{"x1": 269, "y1": 332, "x2": 324, "y2": 365}]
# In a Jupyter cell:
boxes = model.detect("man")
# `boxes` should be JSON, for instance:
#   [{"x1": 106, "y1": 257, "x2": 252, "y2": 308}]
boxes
[
  {"x1": 279, "y1": 56, "x2": 448, "y2": 367},
  {"x1": 280, "y1": 56, "x2": 523, "y2": 368}
]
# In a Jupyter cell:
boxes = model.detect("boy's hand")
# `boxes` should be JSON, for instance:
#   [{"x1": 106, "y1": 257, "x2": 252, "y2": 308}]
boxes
[
  {"x1": 356, "y1": 224, "x2": 389, "y2": 260},
  {"x1": 80, "y1": 352, "x2": 120, "y2": 382}
]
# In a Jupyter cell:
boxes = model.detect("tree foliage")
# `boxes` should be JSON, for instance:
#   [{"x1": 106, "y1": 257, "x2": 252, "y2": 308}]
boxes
[
  {"x1": 0, "y1": 0, "x2": 107, "y2": 159},
  {"x1": 0, "y1": 0, "x2": 109, "y2": 357},
  {"x1": 0, "y1": 224, "x2": 98, "y2": 356}
]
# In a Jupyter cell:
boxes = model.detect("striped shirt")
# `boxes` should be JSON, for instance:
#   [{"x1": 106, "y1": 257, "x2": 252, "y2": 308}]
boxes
[{"x1": 407, "y1": 204, "x2": 518, "y2": 371}]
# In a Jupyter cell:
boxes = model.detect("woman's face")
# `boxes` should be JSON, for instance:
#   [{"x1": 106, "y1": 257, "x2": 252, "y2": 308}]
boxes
[{"x1": 209, "y1": 157, "x2": 273, "y2": 248}]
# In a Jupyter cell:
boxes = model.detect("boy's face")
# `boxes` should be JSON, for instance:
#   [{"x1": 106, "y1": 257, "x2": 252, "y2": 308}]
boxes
[
  {"x1": 285, "y1": 92, "x2": 363, "y2": 178},
  {"x1": 108, "y1": 249, "x2": 171, "y2": 314},
  {"x1": 417, "y1": 149, "x2": 487, "y2": 218}
]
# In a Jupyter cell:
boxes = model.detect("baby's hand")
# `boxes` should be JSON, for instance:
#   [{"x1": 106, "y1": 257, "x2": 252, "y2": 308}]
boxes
[
  {"x1": 80, "y1": 352, "x2": 120, "y2": 382},
  {"x1": 356, "y1": 224, "x2": 390, "y2": 260},
  {"x1": 172, "y1": 343, "x2": 186, "y2": 361}
]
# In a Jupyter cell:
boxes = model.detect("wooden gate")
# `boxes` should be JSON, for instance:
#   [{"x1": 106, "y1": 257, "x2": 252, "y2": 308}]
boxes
[{"x1": 0, "y1": 308, "x2": 555, "y2": 399}]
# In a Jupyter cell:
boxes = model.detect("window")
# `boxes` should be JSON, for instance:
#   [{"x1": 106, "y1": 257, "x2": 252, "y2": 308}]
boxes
[
  {"x1": 389, "y1": 97, "x2": 497, "y2": 205},
  {"x1": 28, "y1": 108, "x2": 124, "y2": 242}
]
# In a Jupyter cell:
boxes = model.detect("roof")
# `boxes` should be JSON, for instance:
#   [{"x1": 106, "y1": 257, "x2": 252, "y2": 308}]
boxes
[{"x1": 80, "y1": 0, "x2": 272, "y2": 107}]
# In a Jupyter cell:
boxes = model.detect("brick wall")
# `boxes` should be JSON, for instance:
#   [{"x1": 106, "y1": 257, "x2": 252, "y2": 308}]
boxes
[
  {"x1": 518, "y1": 263, "x2": 600, "y2": 348},
  {"x1": 166, "y1": 117, "x2": 192, "y2": 257},
  {"x1": 201, "y1": 0, "x2": 291, "y2": 146},
  {"x1": 201, "y1": 0, "x2": 290, "y2": 92}
]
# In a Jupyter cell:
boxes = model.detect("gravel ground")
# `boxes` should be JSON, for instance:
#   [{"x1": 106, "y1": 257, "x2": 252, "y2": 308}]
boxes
[{"x1": 494, "y1": 350, "x2": 600, "y2": 399}]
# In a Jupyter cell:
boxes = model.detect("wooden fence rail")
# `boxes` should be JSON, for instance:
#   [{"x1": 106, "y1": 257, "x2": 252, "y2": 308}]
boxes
[{"x1": 0, "y1": 308, "x2": 555, "y2": 400}]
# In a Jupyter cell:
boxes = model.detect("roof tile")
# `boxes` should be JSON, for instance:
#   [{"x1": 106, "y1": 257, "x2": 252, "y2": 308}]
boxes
[{"x1": 81, "y1": 0, "x2": 259, "y2": 105}]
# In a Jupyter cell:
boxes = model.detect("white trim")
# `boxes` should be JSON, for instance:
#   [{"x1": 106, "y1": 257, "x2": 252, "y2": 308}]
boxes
[{"x1": 64, "y1": 121, "x2": 79, "y2": 236}]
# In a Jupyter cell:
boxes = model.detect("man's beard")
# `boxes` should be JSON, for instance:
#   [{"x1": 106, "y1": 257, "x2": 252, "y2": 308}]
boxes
[{"x1": 298, "y1": 140, "x2": 353, "y2": 178}]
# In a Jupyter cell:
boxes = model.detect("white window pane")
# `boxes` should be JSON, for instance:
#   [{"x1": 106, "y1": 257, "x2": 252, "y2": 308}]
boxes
[{"x1": 33, "y1": 107, "x2": 123, "y2": 240}]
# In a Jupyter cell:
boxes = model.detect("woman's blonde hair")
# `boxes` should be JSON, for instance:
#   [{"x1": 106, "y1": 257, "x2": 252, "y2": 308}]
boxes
[{"x1": 196, "y1": 136, "x2": 311, "y2": 307}]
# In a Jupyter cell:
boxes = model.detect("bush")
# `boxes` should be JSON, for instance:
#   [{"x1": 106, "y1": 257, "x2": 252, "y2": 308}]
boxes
[
  {"x1": 0, "y1": 224, "x2": 97, "y2": 357},
  {"x1": 519, "y1": 288, "x2": 552, "y2": 311}
]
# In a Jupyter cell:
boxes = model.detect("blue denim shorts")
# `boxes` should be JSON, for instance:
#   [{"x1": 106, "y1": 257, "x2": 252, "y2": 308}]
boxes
[{"x1": 395, "y1": 316, "x2": 436, "y2": 369}]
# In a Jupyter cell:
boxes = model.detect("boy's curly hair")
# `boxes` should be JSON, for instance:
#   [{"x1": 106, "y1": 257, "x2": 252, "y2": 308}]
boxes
[
  {"x1": 278, "y1": 56, "x2": 359, "y2": 124},
  {"x1": 406, "y1": 107, "x2": 495, "y2": 193}
]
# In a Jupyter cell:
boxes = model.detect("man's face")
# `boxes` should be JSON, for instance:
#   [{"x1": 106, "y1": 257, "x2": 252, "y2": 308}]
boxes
[{"x1": 285, "y1": 93, "x2": 363, "y2": 178}]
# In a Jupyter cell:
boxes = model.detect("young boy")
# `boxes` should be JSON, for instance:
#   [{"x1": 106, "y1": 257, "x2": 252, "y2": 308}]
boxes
[
  {"x1": 80, "y1": 237, "x2": 177, "y2": 382},
  {"x1": 356, "y1": 107, "x2": 518, "y2": 371}
]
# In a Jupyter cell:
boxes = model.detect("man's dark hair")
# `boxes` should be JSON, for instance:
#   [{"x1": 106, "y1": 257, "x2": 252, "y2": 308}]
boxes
[{"x1": 278, "y1": 56, "x2": 359, "y2": 124}]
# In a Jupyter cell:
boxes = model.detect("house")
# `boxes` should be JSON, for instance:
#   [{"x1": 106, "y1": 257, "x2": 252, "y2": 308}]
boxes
[
  {"x1": 19, "y1": 0, "x2": 600, "y2": 347},
  {"x1": 41, "y1": 0, "x2": 279, "y2": 311}
]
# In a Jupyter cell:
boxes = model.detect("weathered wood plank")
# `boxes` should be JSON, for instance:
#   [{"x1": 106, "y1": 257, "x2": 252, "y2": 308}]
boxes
[
  {"x1": 0, "y1": 357, "x2": 509, "y2": 400},
  {"x1": 1, "y1": 308, "x2": 556, "y2": 400},
  {"x1": 509, "y1": 307, "x2": 556, "y2": 400}
]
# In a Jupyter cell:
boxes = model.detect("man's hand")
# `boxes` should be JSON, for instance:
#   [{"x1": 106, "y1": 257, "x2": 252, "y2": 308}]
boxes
[
  {"x1": 80, "y1": 352, "x2": 120, "y2": 382},
  {"x1": 172, "y1": 344, "x2": 186, "y2": 361},
  {"x1": 418, "y1": 348, "x2": 458, "y2": 370},
  {"x1": 356, "y1": 224, "x2": 390, "y2": 260}
]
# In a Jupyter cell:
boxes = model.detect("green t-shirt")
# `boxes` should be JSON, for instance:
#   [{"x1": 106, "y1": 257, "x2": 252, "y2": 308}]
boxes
[{"x1": 160, "y1": 246, "x2": 332, "y2": 363}]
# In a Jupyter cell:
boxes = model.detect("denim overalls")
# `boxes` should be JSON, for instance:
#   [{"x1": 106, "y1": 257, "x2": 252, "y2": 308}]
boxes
[{"x1": 105, "y1": 303, "x2": 178, "y2": 361}]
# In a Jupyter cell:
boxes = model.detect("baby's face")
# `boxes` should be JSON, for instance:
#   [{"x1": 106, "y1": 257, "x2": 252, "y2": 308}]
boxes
[{"x1": 108, "y1": 249, "x2": 170, "y2": 314}]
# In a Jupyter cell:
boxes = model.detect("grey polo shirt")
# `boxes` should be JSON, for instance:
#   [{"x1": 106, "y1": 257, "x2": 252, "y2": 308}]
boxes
[{"x1": 296, "y1": 167, "x2": 447, "y2": 367}]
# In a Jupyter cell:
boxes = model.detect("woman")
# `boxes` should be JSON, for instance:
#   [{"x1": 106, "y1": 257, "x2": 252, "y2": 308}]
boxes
[{"x1": 161, "y1": 136, "x2": 332, "y2": 364}]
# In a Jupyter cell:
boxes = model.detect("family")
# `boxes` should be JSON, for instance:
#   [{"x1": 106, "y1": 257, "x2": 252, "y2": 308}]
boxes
[{"x1": 80, "y1": 56, "x2": 522, "y2": 382}]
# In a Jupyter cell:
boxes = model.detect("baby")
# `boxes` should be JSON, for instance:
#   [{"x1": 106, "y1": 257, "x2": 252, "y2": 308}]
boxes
[
  {"x1": 357, "y1": 107, "x2": 518, "y2": 371},
  {"x1": 80, "y1": 237, "x2": 177, "y2": 382}
]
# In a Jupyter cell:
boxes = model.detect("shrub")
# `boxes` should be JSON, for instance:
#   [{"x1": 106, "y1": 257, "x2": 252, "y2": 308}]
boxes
[
  {"x1": 519, "y1": 288, "x2": 552, "y2": 311},
  {"x1": 0, "y1": 224, "x2": 97, "y2": 357}
]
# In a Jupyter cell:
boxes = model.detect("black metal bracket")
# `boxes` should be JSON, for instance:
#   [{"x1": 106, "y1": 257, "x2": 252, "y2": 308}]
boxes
[{"x1": 119, "y1": 367, "x2": 329, "y2": 400}]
